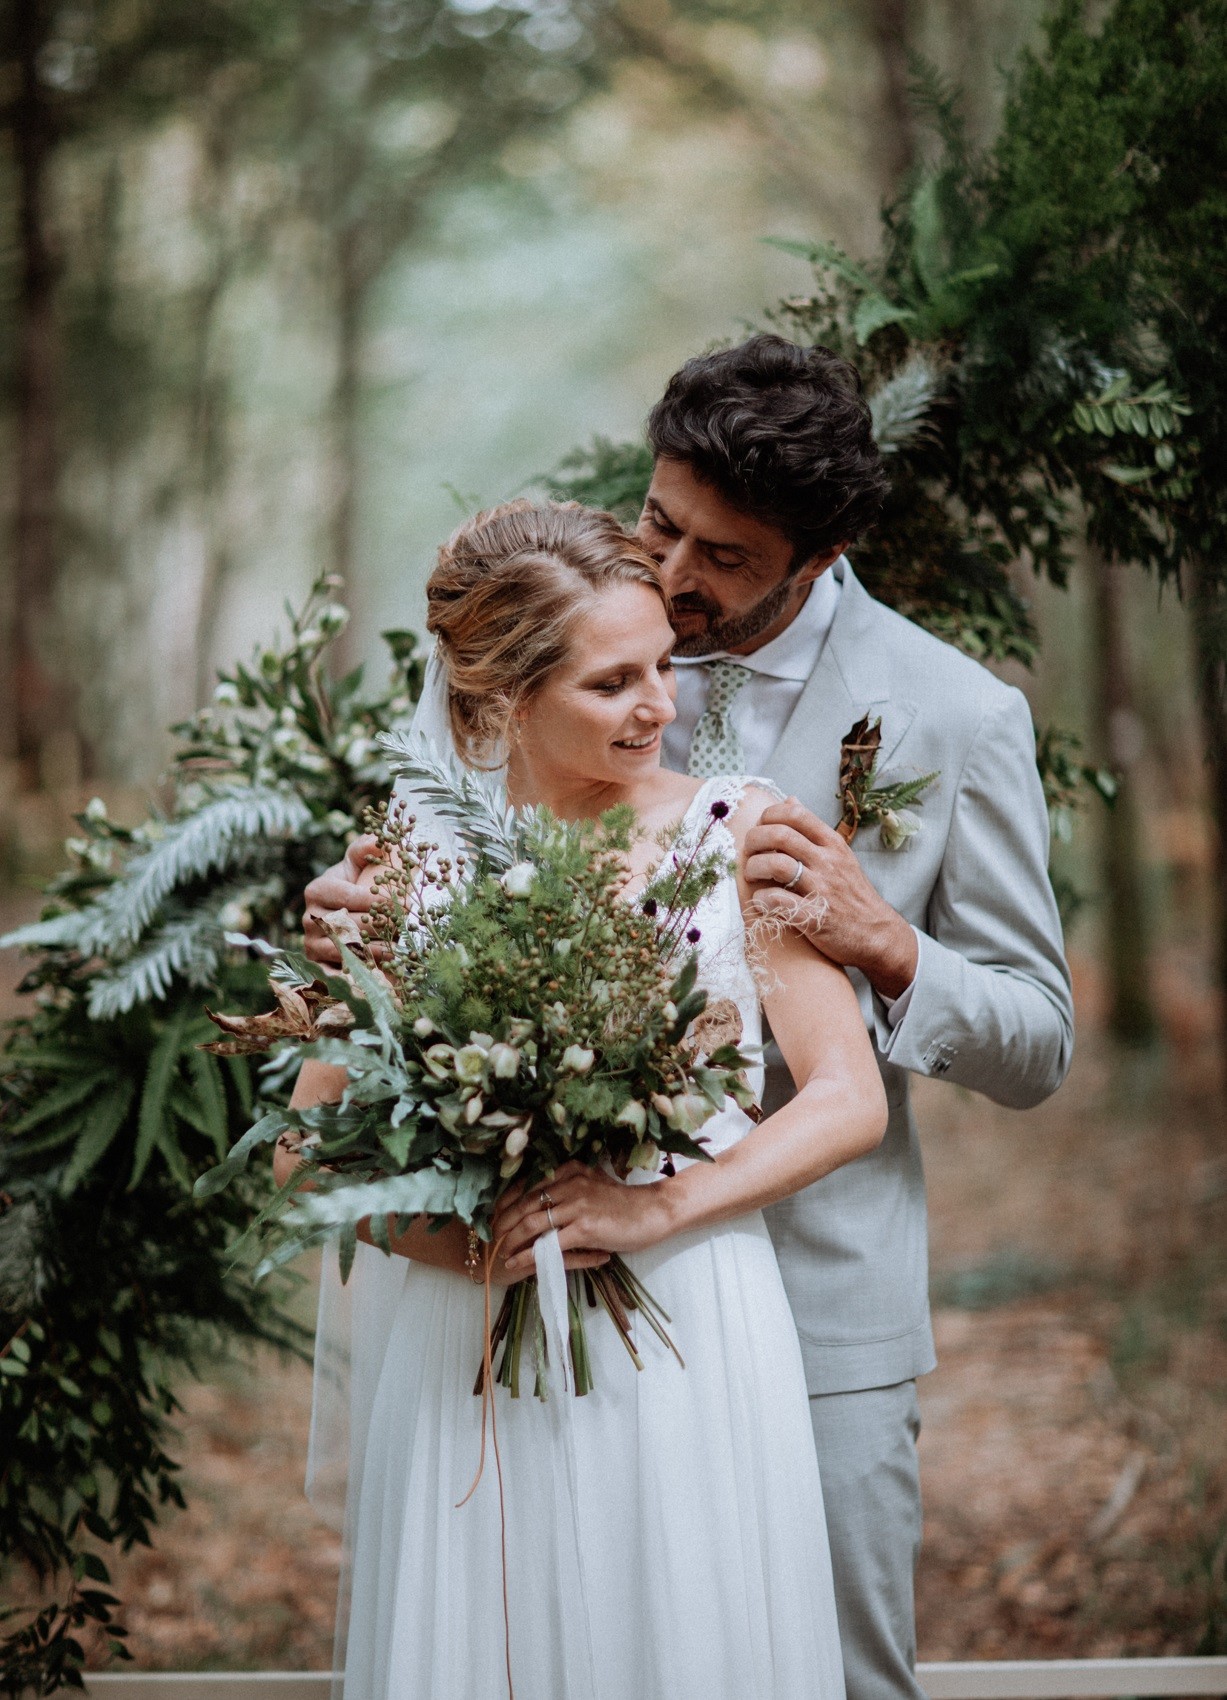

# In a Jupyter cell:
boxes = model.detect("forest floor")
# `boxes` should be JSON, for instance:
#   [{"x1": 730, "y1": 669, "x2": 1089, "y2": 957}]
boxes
[{"x1": 3, "y1": 916, "x2": 1225, "y2": 1669}]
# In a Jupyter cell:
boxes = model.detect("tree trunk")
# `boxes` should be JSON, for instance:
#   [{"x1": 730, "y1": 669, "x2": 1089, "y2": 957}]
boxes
[
  {"x1": 189, "y1": 117, "x2": 241, "y2": 713},
  {"x1": 867, "y1": 0, "x2": 916, "y2": 190},
  {"x1": 1090, "y1": 547, "x2": 1158, "y2": 1046},
  {"x1": 1188, "y1": 552, "x2": 1227, "y2": 1093},
  {"x1": 11, "y1": 0, "x2": 74, "y2": 787},
  {"x1": 328, "y1": 232, "x2": 364, "y2": 677}
]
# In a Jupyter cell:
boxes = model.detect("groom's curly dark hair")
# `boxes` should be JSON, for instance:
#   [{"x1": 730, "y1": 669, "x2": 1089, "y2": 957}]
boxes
[{"x1": 646, "y1": 334, "x2": 889, "y2": 569}]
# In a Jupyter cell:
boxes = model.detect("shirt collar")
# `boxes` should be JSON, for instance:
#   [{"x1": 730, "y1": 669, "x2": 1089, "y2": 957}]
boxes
[{"x1": 673, "y1": 556, "x2": 843, "y2": 681}]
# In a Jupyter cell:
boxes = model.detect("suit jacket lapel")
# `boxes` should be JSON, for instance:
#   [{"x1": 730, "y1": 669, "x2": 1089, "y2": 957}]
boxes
[{"x1": 765, "y1": 561, "x2": 918, "y2": 819}]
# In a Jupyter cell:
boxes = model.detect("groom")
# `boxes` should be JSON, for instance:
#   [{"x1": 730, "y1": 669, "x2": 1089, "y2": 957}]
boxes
[{"x1": 303, "y1": 335, "x2": 1073, "y2": 1700}]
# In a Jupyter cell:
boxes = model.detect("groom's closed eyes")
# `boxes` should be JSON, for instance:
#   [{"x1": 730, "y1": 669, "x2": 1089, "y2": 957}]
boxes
[{"x1": 641, "y1": 498, "x2": 758, "y2": 576}]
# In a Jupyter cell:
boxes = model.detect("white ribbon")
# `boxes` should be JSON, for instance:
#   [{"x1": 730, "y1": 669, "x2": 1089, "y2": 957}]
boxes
[{"x1": 533, "y1": 1229, "x2": 599, "y2": 1700}]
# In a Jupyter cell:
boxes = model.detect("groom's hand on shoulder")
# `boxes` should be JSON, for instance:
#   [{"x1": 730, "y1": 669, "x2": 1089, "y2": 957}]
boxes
[
  {"x1": 743, "y1": 799, "x2": 918, "y2": 1002},
  {"x1": 303, "y1": 834, "x2": 385, "y2": 967}
]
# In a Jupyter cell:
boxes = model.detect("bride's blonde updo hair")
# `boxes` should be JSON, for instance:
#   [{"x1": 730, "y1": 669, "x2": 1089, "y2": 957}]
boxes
[{"x1": 426, "y1": 499, "x2": 668, "y2": 766}]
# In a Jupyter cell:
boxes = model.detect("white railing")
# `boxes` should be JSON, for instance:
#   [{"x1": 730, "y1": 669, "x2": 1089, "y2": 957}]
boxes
[{"x1": 77, "y1": 1662, "x2": 1227, "y2": 1699}]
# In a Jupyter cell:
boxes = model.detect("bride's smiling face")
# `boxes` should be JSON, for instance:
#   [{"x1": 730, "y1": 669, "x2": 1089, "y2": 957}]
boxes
[{"x1": 514, "y1": 580, "x2": 677, "y2": 788}]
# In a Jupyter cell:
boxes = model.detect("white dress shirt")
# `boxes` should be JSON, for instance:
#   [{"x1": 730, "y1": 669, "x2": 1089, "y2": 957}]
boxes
[
  {"x1": 662, "y1": 561, "x2": 843, "y2": 777},
  {"x1": 661, "y1": 557, "x2": 917, "y2": 1020}
]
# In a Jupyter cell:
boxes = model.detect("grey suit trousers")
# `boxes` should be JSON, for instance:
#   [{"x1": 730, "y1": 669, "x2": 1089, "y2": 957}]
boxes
[{"x1": 809, "y1": 1381, "x2": 926, "y2": 1700}]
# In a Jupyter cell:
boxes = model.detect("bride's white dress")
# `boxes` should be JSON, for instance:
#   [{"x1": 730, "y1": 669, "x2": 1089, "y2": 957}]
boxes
[{"x1": 328, "y1": 777, "x2": 845, "y2": 1700}]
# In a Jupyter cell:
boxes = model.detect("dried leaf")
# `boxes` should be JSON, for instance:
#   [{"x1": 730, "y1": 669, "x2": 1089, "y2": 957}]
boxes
[
  {"x1": 837, "y1": 715, "x2": 883, "y2": 843},
  {"x1": 202, "y1": 983, "x2": 352, "y2": 1054},
  {"x1": 685, "y1": 997, "x2": 743, "y2": 1059}
]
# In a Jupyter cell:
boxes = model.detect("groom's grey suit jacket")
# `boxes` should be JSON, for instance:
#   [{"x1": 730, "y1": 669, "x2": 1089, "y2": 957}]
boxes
[{"x1": 759, "y1": 558, "x2": 1073, "y2": 1397}]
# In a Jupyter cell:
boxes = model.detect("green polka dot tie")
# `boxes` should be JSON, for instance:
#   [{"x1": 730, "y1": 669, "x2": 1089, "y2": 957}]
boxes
[{"x1": 687, "y1": 660, "x2": 752, "y2": 777}]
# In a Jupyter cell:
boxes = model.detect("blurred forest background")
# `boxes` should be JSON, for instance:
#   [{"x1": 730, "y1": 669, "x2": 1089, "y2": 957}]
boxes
[{"x1": 1, "y1": 0, "x2": 1224, "y2": 1678}]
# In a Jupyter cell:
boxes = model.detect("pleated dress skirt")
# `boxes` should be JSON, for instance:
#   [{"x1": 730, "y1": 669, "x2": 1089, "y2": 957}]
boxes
[{"x1": 340, "y1": 1198, "x2": 845, "y2": 1700}]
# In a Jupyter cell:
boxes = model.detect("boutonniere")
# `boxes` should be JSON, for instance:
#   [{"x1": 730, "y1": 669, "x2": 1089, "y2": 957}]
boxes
[{"x1": 837, "y1": 714, "x2": 939, "y2": 849}]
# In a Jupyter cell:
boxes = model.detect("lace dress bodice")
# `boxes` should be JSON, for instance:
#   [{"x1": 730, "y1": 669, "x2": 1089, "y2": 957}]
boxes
[{"x1": 669, "y1": 774, "x2": 784, "y2": 1152}]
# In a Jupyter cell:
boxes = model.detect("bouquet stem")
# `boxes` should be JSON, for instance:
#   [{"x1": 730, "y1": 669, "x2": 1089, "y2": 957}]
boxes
[{"x1": 474, "y1": 1255, "x2": 682, "y2": 1399}]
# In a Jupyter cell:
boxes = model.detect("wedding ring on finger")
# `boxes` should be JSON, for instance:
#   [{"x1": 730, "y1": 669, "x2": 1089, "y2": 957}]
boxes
[
  {"x1": 545, "y1": 1204, "x2": 557, "y2": 1232},
  {"x1": 782, "y1": 856, "x2": 805, "y2": 891}
]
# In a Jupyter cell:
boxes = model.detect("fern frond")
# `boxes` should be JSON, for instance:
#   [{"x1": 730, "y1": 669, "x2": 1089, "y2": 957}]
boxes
[
  {"x1": 379, "y1": 733, "x2": 520, "y2": 869},
  {"x1": 0, "y1": 908, "x2": 98, "y2": 953},
  {"x1": 86, "y1": 911, "x2": 226, "y2": 1020},
  {"x1": 543, "y1": 436, "x2": 654, "y2": 522},
  {"x1": 1, "y1": 787, "x2": 312, "y2": 964},
  {"x1": 107, "y1": 789, "x2": 313, "y2": 946},
  {"x1": 869, "y1": 352, "x2": 945, "y2": 454}
]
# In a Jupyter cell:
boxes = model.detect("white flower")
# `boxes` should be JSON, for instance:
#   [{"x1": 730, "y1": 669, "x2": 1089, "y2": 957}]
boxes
[
  {"x1": 727, "y1": 1076, "x2": 756, "y2": 1110},
  {"x1": 213, "y1": 681, "x2": 239, "y2": 705},
  {"x1": 628, "y1": 1139, "x2": 661, "y2": 1172},
  {"x1": 423, "y1": 1043, "x2": 456, "y2": 1078},
  {"x1": 413, "y1": 1016, "x2": 435, "y2": 1038},
  {"x1": 501, "y1": 862, "x2": 537, "y2": 898},
  {"x1": 503, "y1": 1125, "x2": 529, "y2": 1159},
  {"x1": 218, "y1": 900, "x2": 253, "y2": 933},
  {"x1": 559, "y1": 1044, "x2": 594, "y2": 1075},
  {"x1": 454, "y1": 1044, "x2": 488, "y2": 1084},
  {"x1": 615, "y1": 1099, "x2": 646, "y2": 1135},
  {"x1": 317, "y1": 603, "x2": 350, "y2": 637},
  {"x1": 490, "y1": 1042, "x2": 520, "y2": 1079},
  {"x1": 84, "y1": 796, "x2": 107, "y2": 822},
  {"x1": 878, "y1": 809, "x2": 920, "y2": 851},
  {"x1": 651, "y1": 1092, "x2": 674, "y2": 1119},
  {"x1": 668, "y1": 1092, "x2": 713, "y2": 1134}
]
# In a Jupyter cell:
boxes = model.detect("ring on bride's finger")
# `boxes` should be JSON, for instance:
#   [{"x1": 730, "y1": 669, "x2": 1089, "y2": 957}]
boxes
[
  {"x1": 783, "y1": 857, "x2": 805, "y2": 891},
  {"x1": 545, "y1": 1204, "x2": 557, "y2": 1232},
  {"x1": 540, "y1": 1189, "x2": 555, "y2": 1209}
]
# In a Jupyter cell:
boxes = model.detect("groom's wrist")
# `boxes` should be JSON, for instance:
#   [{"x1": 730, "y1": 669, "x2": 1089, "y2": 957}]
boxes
[{"x1": 860, "y1": 910, "x2": 918, "y2": 1003}]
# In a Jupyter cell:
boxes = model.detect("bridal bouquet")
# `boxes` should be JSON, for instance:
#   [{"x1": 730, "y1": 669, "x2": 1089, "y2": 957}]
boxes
[{"x1": 195, "y1": 741, "x2": 756, "y2": 1396}]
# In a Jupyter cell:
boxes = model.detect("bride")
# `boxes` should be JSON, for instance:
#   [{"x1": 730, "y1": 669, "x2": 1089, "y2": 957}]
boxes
[{"x1": 276, "y1": 500, "x2": 887, "y2": 1700}]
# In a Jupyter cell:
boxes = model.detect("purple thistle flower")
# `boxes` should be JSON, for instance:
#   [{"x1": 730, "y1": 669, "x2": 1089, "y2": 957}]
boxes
[
  {"x1": 686, "y1": 927, "x2": 701, "y2": 943},
  {"x1": 641, "y1": 897, "x2": 658, "y2": 916},
  {"x1": 709, "y1": 800, "x2": 729, "y2": 819}
]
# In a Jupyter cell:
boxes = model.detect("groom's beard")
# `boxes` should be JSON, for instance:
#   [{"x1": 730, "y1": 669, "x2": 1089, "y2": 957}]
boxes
[{"x1": 670, "y1": 573, "x2": 797, "y2": 657}]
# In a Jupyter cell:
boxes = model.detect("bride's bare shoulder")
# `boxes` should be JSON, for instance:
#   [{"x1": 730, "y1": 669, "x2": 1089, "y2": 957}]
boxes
[
  {"x1": 647, "y1": 770, "x2": 706, "y2": 819},
  {"x1": 725, "y1": 782, "x2": 783, "y2": 843}
]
